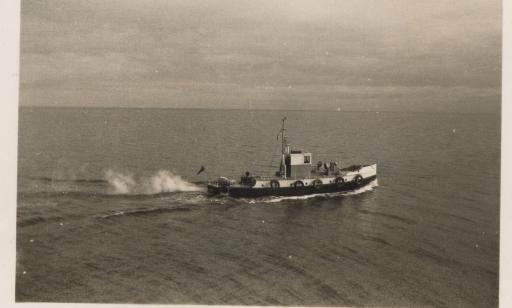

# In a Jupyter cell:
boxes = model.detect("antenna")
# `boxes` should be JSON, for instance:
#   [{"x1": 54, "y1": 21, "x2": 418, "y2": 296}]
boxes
[{"x1": 280, "y1": 117, "x2": 287, "y2": 155}]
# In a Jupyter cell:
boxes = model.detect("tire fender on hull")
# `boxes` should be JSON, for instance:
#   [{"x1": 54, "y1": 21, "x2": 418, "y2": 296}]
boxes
[
  {"x1": 270, "y1": 180, "x2": 280, "y2": 189},
  {"x1": 354, "y1": 175, "x2": 363, "y2": 185},
  {"x1": 293, "y1": 180, "x2": 304, "y2": 188},
  {"x1": 335, "y1": 176, "x2": 344, "y2": 188},
  {"x1": 312, "y1": 179, "x2": 322, "y2": 190}
]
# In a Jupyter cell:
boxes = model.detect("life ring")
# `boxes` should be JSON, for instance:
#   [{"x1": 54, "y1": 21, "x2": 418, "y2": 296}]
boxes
[
  {"x1": 335, "y1": 177, "x2": 345, "y2": 188},
  {"x1": 354, "y1": 175, "x2": 363, "y2": 185},
  {"x1": 293, "y1": 180, "x2": 304, "y2": 188},
  {"x1": 312, "y1": 179, "x2": 323, "y2": 189},
  {"x1": 270, "y1": 180, "x2": 280, "y2": 189}
]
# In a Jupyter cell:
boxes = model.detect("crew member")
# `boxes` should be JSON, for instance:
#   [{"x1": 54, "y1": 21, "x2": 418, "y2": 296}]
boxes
[{"x1": 241, "y1": 171, "x2": 250, "y2": 184}]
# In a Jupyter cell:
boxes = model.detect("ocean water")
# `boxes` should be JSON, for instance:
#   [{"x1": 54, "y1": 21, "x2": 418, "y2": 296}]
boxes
[{"x1": 16, "y1": 107, "x2": 500, "y2": 307}]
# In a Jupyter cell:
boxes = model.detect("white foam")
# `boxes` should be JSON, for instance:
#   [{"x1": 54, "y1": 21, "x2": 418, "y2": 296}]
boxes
[
  {"x1": 105, "y1": 170, "x2": 136, "y2": 194},
  {"x1": 105, "y1": 169, "x2": 205, "y2": 195}
]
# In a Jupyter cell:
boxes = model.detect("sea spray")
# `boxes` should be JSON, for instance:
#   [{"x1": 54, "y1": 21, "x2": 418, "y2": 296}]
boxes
[
  {"x1": 144, "y1": 170, "x2": 203, "y2": 193},
  {"x1": 105, "y1": 170, "x2": 136, "y2": 194},
  {"x1": 105, "y1": 169, "x2": 204, "y2": 194}
]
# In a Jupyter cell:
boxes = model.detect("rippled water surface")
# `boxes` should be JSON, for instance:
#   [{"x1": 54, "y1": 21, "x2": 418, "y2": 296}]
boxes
[{"x1": 16, "y1": 107, "x2": 500, "y2": 307}]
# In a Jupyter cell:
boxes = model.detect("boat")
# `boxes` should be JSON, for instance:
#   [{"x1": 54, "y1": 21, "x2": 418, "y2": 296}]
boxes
[{"x1": 207, "y1": 117, "x2": 377, "y2": 198}]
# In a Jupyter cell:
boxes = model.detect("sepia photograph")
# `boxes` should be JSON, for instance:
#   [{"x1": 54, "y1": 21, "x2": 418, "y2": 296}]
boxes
[{"x1": 6, "y1": 0, "x2": 505, "y2": 307}]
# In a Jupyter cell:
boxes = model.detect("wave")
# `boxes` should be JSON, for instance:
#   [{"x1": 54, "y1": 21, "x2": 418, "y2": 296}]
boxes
[
  {"x1": 105, "y1": 169, "x2": 205, "y2": 195},
  {"x1": 28, "y1": 176, "x2": 108, "y2": 184},
  {"x1": 22, "y1": 170, "x2": 206, "y2": 196},
  {"x1": 18, "y1": 190, "x2": 206, "y2": 201},
  {"x1": 17, "y1": 215, "x2": 64, "y2": 227},
  {"x1": 99, "y1": 206, "x2": 191, "y2": 219}
]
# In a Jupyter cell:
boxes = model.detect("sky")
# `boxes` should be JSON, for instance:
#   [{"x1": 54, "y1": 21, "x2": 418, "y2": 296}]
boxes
[{"x1": 19, "y1": 0, "x2": 502, "y2": 112}]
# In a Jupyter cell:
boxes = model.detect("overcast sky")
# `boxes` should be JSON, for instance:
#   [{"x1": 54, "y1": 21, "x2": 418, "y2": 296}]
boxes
[{"x1": 20, "y1": 0, "x2": 501, "y2": 112}]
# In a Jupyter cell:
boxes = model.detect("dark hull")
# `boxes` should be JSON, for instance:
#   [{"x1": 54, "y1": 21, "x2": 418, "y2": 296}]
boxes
[{"x1": 208, "y1": 175, "x2": 377, "y2": 198}]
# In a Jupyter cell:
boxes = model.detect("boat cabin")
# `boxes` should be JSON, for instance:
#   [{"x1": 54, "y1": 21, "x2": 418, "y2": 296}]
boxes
[{"x1": 280, "y1": 150, "x2": 312, "y2": 178}]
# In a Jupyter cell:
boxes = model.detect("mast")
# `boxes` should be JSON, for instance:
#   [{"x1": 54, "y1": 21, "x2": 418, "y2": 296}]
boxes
[{"x1": 280, "y1": 117, "x2": 288, "y2": 178}]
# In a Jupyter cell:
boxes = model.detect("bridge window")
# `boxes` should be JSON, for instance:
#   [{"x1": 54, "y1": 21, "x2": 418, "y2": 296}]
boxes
[{"x1": 304, "y1": 155, "x2": 311, "y2": 164}]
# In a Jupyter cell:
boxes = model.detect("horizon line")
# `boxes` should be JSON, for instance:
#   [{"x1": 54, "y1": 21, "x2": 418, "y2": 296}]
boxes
[{"x1": 18, "y1": 105, "x2": 501, "y2": 116}]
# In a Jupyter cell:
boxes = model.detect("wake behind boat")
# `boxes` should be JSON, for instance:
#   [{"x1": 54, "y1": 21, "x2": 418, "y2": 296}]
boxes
[{"x1": 207, "y1": 117, "x2": 377, "y2": 198}]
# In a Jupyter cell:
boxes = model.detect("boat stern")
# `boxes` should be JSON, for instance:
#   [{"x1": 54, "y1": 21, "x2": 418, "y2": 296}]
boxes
[{"x1": 207, "y1": 176, "x2": 235, "y2": 195}]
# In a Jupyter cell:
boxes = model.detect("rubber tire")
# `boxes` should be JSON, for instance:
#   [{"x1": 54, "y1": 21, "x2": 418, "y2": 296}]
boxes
[
  {"x1": 270, "y1": 180, "x2": 280, "y2": 189},
  {"x1": 335, "y1": 177, "x2": 345, "y2": 188},
  {"x1": 312, "y1": 179, "x2": 323, "y2": 189},
  {"x1": 293, "y1": 180, "x2": 304, "y2": 188},
  {"x1": 354, "y1": 175, "x2": 363, "y2": 185}
]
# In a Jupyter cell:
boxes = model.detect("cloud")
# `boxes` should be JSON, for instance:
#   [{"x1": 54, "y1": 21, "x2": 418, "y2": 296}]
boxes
[{"x1": 20, "y1": 0, "x2": 501, "y2": 112}]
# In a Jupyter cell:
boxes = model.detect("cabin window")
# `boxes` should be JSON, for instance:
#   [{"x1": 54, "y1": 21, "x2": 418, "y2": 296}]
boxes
[{"x1": 304, "y1": 155, "x2": 311, "y2": 164}]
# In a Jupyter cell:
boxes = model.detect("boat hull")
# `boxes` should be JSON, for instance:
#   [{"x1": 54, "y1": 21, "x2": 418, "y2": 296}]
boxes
[{"x1": 208, "y1": 175, "x2": 377, "y2": 198}]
